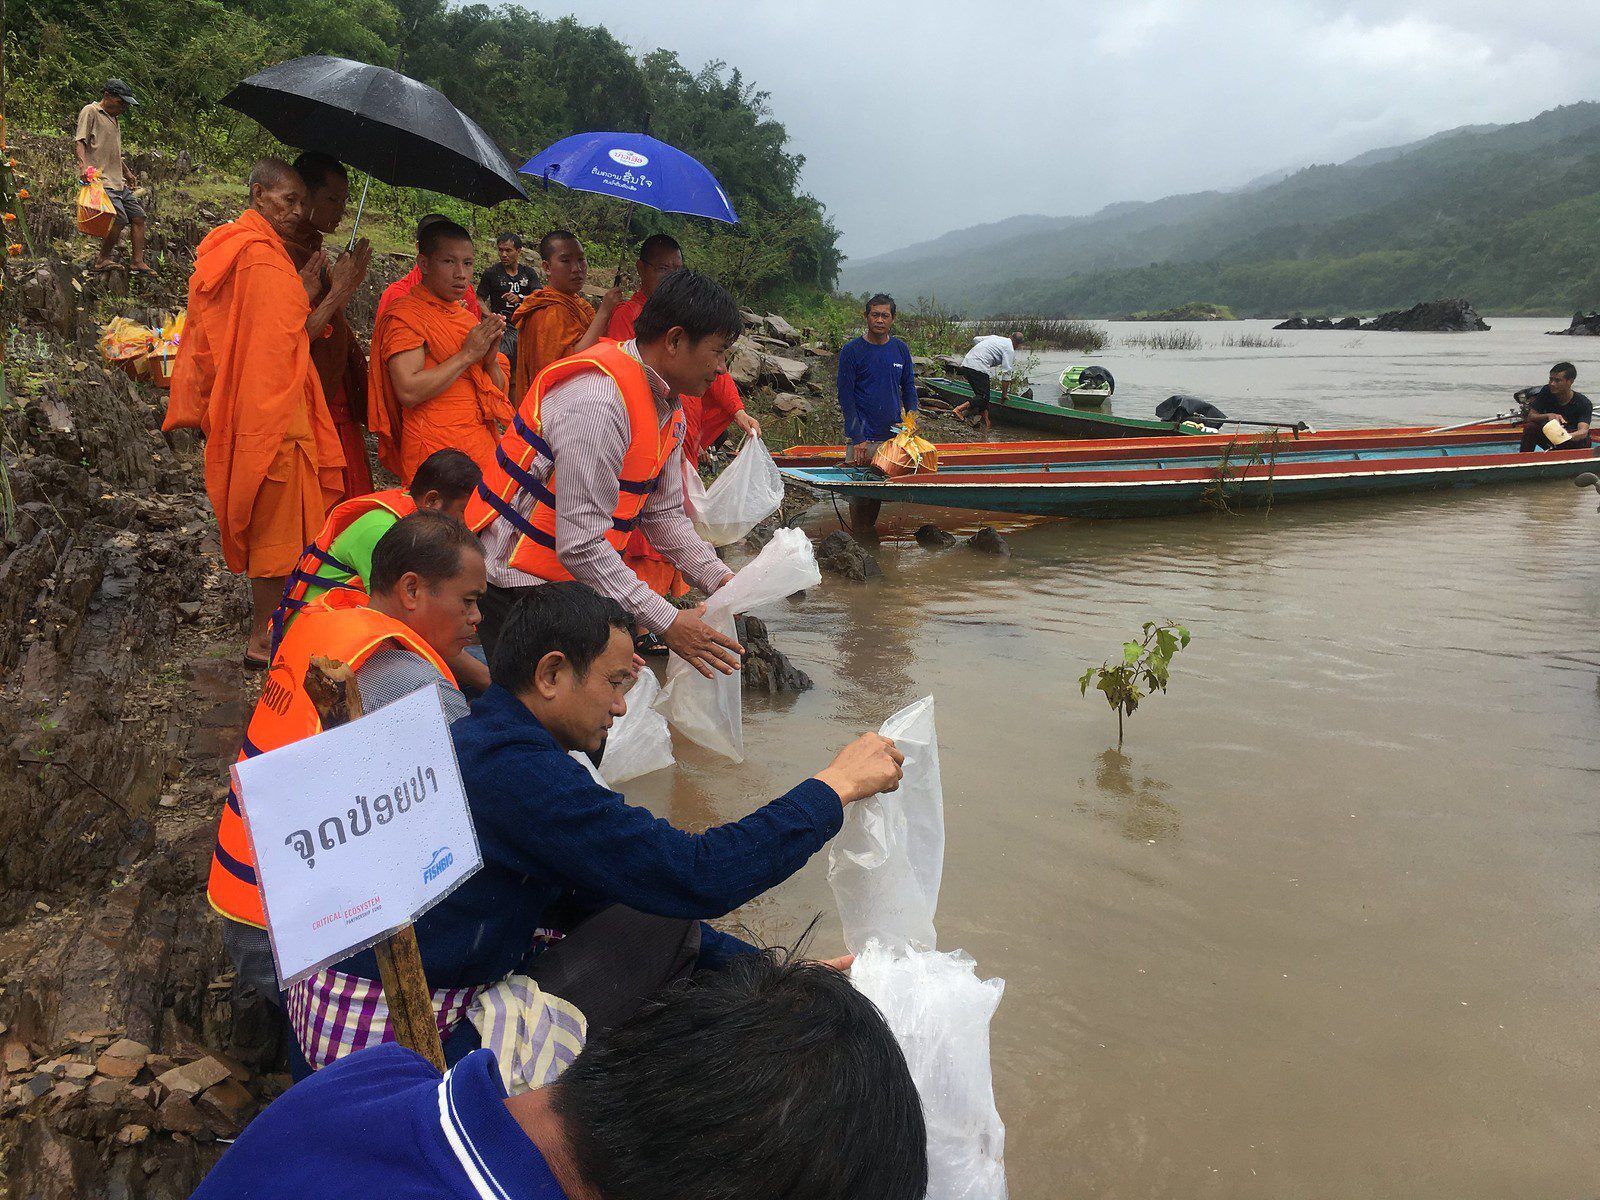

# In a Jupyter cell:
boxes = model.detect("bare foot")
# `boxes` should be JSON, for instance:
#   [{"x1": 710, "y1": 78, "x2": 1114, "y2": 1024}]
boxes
[{"x1": 130, "y1": 262, "x2": 158, "y2": 277}]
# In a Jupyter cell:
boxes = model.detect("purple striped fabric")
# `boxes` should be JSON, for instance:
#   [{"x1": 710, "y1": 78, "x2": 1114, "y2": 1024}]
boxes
[{"x1": 286, "y1": 968, "x2": 482, "y2": 1070}]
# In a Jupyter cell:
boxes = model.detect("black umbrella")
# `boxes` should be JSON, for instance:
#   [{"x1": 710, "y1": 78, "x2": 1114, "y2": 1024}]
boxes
[{"x1": 221, "y1": 55, "x2": 527, "y2": 236}]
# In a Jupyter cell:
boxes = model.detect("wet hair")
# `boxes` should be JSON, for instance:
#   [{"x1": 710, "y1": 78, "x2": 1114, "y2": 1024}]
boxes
[
  {"x1": 408, "y1": 449, "x2": 482, "y2": 505},
  {"x1": 634, "y1": 268, "x2": 742, "y2": 346},
  {"x1": 292, "y1": 151, "x2": 346, "y2": 195},
  {"x1": 247, "y1": 157, "x2": 297, "y2": 194},
  {"x1": 419, "y1": 219, "x2": 473, "y2": 257},
  {"x1": 1552, "y1": 361, "x2": 1577, "y2": 381},
  {"x1": 490, "y1": 582, "x2": 632, "y2": 693},
  {"x1": 866, "y1": 293, "x2": 897, "y2": 316},
  {"x1": 551, "y1": 951, "x2": 928, "y2": 1200},
  {"x1": 539, "y1": 229, "x2": 581, "y2": 260},
  {"x1": 368, "y1": 511, "x2": 483, "y2": 596},
  {"x1": 497, "y1": 232, "x2": 523, "y2": 248},
  {"x1": 638, "y1": 232, "x2": 683, "y2": 264}
]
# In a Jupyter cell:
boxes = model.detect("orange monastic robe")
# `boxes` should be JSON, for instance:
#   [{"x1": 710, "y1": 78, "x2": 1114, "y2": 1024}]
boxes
[
  {"x1": 368, "y1": 286, "x2": 512, "y2": 485},
  {"x1": 510, "y1": 288, "x2": 594, "y2": 405},
  {"x1": 286, "y1": 229, "x2": 373, "y2": 502},
  {"x1": 164, "y1": 208, "x2": 344, "y2": 577}
]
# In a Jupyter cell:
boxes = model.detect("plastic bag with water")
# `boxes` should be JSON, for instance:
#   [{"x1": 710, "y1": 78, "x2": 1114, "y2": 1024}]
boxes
[
  {"x1": 597, "y1": 669, "x2": 674, "y2": 786},
  {"x1": 828, "y1": 696, "x2": 1007, "y2": 1200},
  {"x1": 688, "y1": 435, "x2": 785, "y2": 547},
  {"x1": 655, "y1": 527, "x2": 819, "y2": 762}
]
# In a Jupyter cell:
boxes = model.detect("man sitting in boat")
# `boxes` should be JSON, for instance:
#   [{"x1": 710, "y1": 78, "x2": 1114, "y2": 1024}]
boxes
[
  {"x1": 1517, "y1": 361, "x2": 1591, "y2": 451},
  {"x1": 952, "y1": 331, "x2": 1025, "y2": 431}
]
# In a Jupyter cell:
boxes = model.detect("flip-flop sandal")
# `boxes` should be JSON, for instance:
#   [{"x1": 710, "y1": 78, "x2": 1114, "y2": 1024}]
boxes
[
  {"x1": 130, "y1": 264, "x2": 158, "y2": 277},
  {"x1": 91, "y1": 260, "x2": 119, "y2": 273},
  {"x1": 243, "y1": 653, "x2": 269, "y2": 671}
]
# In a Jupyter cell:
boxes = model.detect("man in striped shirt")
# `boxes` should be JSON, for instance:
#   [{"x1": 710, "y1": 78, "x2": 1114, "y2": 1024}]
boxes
[{"x1": 476, "y1": 271, "x2": 743, "y2": 678}]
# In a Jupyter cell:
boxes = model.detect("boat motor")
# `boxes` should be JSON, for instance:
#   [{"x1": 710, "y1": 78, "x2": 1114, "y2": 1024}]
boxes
[{"x1": 1155, "y1": 394, "x2": 1228, "y2": 429}]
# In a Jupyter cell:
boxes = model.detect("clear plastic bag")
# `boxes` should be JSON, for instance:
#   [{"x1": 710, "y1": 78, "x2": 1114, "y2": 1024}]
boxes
[
  {"x1": 830, "y1": 697, "x2": 1008, "y2": 1200},
  {"x1": 689, "y1": 435, "x2": 785, "y2": 547},
  {"x1": 828, "y1": 697, "x2": 945, "y2": 955},
  {"x1": 655, "y1": 527, "x2": 820, "y2": 762},
  {"x1": 850, "y1": 944, "x2": 1007, "y2": 1200},
  {"x1": 598, "y1": 669, "x2": 675, "y2": 786}
]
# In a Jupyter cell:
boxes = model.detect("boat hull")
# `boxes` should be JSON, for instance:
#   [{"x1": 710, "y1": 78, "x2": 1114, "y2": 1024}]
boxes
[
  {"x1": 778, "y1": 441, "x2": 1597, "y2": 520},
  {"x1": 924, "y1": 376, "x2": 1173, "y2": 438}
]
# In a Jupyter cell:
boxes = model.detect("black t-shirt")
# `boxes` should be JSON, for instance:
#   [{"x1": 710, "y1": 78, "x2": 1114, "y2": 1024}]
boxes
[
  {"x1": 476, "y1": 263, "x2": 539, "y2": 320},
  {"x1": 1526, "y1": 384, "x2": 1593, "y2": 429}
]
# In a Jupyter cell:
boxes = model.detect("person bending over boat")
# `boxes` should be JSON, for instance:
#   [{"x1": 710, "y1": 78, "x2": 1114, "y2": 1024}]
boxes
[
  {"x1": 836, "y1": 293, "x2": 918, "y2": 533},
  {"x1": 1518, "y1": 362, "x2": 1591, "y2": 451},
  {"x1": 952, "y1": 331, "x2": 1025, "y2": 431}
]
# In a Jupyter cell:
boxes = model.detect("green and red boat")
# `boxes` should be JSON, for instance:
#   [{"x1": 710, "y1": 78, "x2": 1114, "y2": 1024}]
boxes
[
  {"x1": 774, "y1": 423, "x2": 1594, "y2": 519},
  {"x1": 922, "y1": 376, "x2": 1208, "y2": 439}
]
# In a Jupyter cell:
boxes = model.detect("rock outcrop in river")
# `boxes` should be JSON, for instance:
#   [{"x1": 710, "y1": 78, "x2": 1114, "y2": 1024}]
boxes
[
  {"x1": 1548, "y1": 310, "x2": 1600, "y2": 336},
  {"x1": 1276, "y1": 298, "x2": 1489, "y2": 333}
]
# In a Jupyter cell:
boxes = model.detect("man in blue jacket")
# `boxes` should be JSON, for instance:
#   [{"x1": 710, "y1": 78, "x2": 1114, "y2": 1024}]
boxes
[
  {"x1": 317, "y1": 581, "x2": 904, "y2": 1063},
  {"x1": 836, "y1": 293, "x2": 919, "y2": 532}
]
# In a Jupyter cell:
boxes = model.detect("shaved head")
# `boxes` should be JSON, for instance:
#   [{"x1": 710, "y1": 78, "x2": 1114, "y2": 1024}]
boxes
[
  {"x1": 248, "y1": 157, "x2": 298, "y2": 193},
  {"x1": 248, "y1": 158, "x2": 307, "y2": 242}
]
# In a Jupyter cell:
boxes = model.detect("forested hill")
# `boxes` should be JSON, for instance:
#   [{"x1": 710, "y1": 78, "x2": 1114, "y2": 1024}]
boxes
[
  {"x1": 841, "y1": 102, "x2": 1600, "y2": 317},
  {"x1": 11, "y1": 0, "x2": 840, "y2": 298}
]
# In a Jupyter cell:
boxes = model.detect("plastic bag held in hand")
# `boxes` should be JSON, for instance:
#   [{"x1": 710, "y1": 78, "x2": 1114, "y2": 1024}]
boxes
[
  {"x1": 597, "y1": 670, "x2": 675, "y2": 786},
  {"x1": 829, "y1": 697, "x2": 1008, "y2": 1200},
  {"x1": 828, "y1": 697, "x2": 945, "y2": 954},
  {"x1": 655, "y1": 527, "x2": 820, "y2": 762},
  {"x1": 76, "y1": 170, "x2": 117, "y2": 239},
  {"x1": 688, "y1": 435, "x2": 785, "y2": 547}
]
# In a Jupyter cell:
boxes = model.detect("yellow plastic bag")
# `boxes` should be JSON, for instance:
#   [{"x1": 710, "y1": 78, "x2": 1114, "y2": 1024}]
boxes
[
  {"x1": 99, "y1": 317, "x2": 156, "y2": 379},
  {"x1": 76, "y1": 172, "x2": 118, "y2": 239},
  {"x1": 872, "y1": 413, "x2": 939, "y2": 478}
]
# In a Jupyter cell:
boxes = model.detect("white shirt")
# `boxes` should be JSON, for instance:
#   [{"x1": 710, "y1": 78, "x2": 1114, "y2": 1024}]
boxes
[{"x1": 961, "y1": 335, "x2": 1015, "y2": 376}]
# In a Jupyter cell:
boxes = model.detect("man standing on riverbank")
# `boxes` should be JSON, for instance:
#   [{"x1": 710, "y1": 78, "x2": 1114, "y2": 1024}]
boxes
[
  {"x1": 476, "y1": 232, "x2": 538, "y2": 372},
  {"x1": 836, "y1": 294, "x2": 918, "y2": 533},
  {"x1": 1518, "y1": 361, "x2": 1592, "y2": 451},
  {"x1": 163, "y1": 158, "x2": 346, "y2": 666},
  {"x1": 953, "y1": 330, "x2": 1025, "y2": 432},
  {"x1": 74, "y1": 79, "x2": 154, "y2": 276}
]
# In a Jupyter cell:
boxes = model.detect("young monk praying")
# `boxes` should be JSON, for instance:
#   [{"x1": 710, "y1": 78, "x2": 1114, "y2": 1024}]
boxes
[
  {"x1": 508, "y1": 229, "x2": 621, "y2": 404},
  {"x1": 286, "y1": 152, "x2": 374, "y2": 502},
  {"x1": 368, "y1": 219, "x2": 513, "y2": 484},
  {"x1": 164, "y1": 157, "x2": 348, "y2": 667}
]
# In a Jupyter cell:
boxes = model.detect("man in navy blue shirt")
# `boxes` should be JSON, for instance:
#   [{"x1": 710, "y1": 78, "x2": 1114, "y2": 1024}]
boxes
[
  {"x1": 328, "y1": 582, "x2": 905, "y2": 1054},
  {"x1": 194, "y1": 953, "x2": 929, "y2": 1200},
  {"x1": 836, "y1": 293, "x2": 919, "y2": 532}
]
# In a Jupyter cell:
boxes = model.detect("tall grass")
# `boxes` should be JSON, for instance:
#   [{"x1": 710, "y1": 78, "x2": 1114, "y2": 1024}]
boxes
[
  {"x1": 1218, "y1": 332, "x2": 1286, "y2": 349},
  {"x1": 1123, "y1": 328, "x2": 1203, "y2": 351},
  {"x1": 972, "y1": 315, "x2": 1108, "y2": 353}
]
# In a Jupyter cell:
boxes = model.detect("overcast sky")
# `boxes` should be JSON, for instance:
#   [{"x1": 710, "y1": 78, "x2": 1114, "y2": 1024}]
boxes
[{"x1": 544, "y1": 1, "x2": 1600, "y2": 262}]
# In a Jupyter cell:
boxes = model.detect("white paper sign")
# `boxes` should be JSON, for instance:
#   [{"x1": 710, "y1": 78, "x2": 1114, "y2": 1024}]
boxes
[{"x1": 232, "y1": 685, "x2": 482, "y2": 987}]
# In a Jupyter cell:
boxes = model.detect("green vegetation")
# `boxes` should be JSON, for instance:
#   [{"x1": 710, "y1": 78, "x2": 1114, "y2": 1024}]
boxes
[
  {"x1": 1125, "y1": 302, "x2": 1236, "y2": 321},
  {"x1": 8, "y1": 0, "x2": 839, "y2": 300},
  {"x1": 1219, "y1": 332, "x2": 1284, "y2": 348},
  {"x1": 1079, "y1": 622, "x2": 1192, "y2": 751},
  {"x1": 1122, "y1": 328, "x2": 1203, "y2": 351},
  {"x1": 844, "y1": 103, "x2": 1600, "y2": 316},
  {"x1": 970, "y1": 316, "x2": 1107, "y2": 352}
]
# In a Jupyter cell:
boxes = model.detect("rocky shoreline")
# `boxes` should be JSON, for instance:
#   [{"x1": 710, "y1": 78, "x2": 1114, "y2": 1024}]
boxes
[{"x1": 1275, "y1": 297, "x2": 1490, "y2": 333}]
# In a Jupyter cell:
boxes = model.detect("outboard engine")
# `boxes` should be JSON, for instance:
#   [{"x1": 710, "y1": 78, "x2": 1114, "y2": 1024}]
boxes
[{"x1": 1155, "y1": 394, "x2": 1227, "y2": 428}]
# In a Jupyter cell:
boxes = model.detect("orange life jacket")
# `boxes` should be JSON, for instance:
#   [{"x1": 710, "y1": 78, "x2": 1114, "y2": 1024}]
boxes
[
  {"x1": 208, "y1": 590, "x2": 457, "y2": 929},
  {"x1": 269, "y1": 488, "x2": 415, "y2": 655},
  {"x1": 465, "y1": 341, "x2": 685, "y2": 582}
]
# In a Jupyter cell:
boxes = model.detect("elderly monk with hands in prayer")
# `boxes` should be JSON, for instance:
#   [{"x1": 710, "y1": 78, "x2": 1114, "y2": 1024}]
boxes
[
  {"x1": 368, "y1": 219, "x2": 513, "y2": 484},
  {"x1": 164, "y1": 157, "x2": 352, "y2": 666}
]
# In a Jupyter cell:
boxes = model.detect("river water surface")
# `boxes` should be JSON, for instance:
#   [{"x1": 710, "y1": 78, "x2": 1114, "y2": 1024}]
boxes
[{"x1": 634, "y1": 318, "x2": 1600, "y2": 1197}]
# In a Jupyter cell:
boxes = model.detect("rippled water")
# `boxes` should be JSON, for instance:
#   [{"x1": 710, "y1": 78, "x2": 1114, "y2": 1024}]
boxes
[{"x1": 631, "y1": 318, "x2": 1600, "y2": 1197}]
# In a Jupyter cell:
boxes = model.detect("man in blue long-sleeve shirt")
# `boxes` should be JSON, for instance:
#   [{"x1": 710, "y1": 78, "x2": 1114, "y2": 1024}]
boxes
[
  {"x1": 836, "y1": 293, "x2": 918, "y2": 532},
  {"x1": 329, "y1": 581, "x2": 904, "y2": 1056}
]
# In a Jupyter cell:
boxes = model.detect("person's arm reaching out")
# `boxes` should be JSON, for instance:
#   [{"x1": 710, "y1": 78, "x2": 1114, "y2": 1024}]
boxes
[{"x1": 575, "y1": 288, "x2": 624, "y2": 353}]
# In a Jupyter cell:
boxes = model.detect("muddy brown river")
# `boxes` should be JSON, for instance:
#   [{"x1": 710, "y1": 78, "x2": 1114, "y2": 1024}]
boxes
[{"x1": 632, "y1": 319, "x2": 1600, "y2": 1196}]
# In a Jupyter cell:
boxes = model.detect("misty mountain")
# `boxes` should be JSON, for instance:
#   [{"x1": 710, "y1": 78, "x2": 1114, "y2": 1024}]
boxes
[{"x1": 839, "y1": 104, "x2": 1600, "y2": 315}]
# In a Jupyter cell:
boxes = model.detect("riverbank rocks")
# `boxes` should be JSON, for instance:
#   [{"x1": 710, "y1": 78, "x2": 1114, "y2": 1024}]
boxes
[
  {"x1": 772, "y1": 392, "x2": 813, "y2": 416},
  {"x1": 1276, "y1": 300, "x2": 1488, "y2": 332},
  {"x1": 967, "y1": 527, "x2": 1012, "y2": 556},
  {"x1": 915, "y1": 523, "x2": 958, "y2": 548},
  {"x1": 737, "y1": 615, "x2": 814, "y2": 695},
  {"x1": 764, "y1": 313, "x2": 801, "y2": 341},
  {"x1": 817, "y1": 530, "x2": 882, "y2": 581},
  {"x1": 1549, "y1": 310, "x2": 1600, "y2": 336}
]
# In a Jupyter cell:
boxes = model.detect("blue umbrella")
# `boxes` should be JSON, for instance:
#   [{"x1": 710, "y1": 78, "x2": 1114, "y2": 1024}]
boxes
[{"x1": 519, "y1": 132, "x2": 738, "y2": 224}]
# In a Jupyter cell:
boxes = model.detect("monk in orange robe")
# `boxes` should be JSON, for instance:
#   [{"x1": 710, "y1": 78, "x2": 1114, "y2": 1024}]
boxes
[
  {"x1": 377, "y1": 212, "x2": 483, "y2": 320},
  {"x1": 164, "y1": 158, "x2": 347, "y2": 666},
  {"x1": 508, "y1": 229, "x2": 620, "y2": 404},
  {"x1": 367, "y1": 219, "x2": 511, "y2": 484},
  {"x1": 605, "y1": 234, "x2": 761, "y2": 596},
  {"x1": 286, "y1": 152, "x2": 374, "y2": 502}
]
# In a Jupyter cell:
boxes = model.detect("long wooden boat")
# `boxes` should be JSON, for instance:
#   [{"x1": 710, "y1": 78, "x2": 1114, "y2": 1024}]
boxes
[
  {"x1": 924, "y1": 376, "x2": 1209, "y2": 438},
  {"x1": 777, "y1": 433, "x2": 1595, "y2": 519}
]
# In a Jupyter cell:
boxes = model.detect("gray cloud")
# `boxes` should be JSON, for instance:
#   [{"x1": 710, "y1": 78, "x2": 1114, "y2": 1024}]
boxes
[{"x1": 537, "y1": 1, "x2": 1600, "y2": 259}]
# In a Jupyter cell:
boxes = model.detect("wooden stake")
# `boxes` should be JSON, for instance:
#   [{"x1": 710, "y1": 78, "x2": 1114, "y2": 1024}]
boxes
[{"x1": 305, "y1": 656, "x2": 447, "y2": 1071}]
